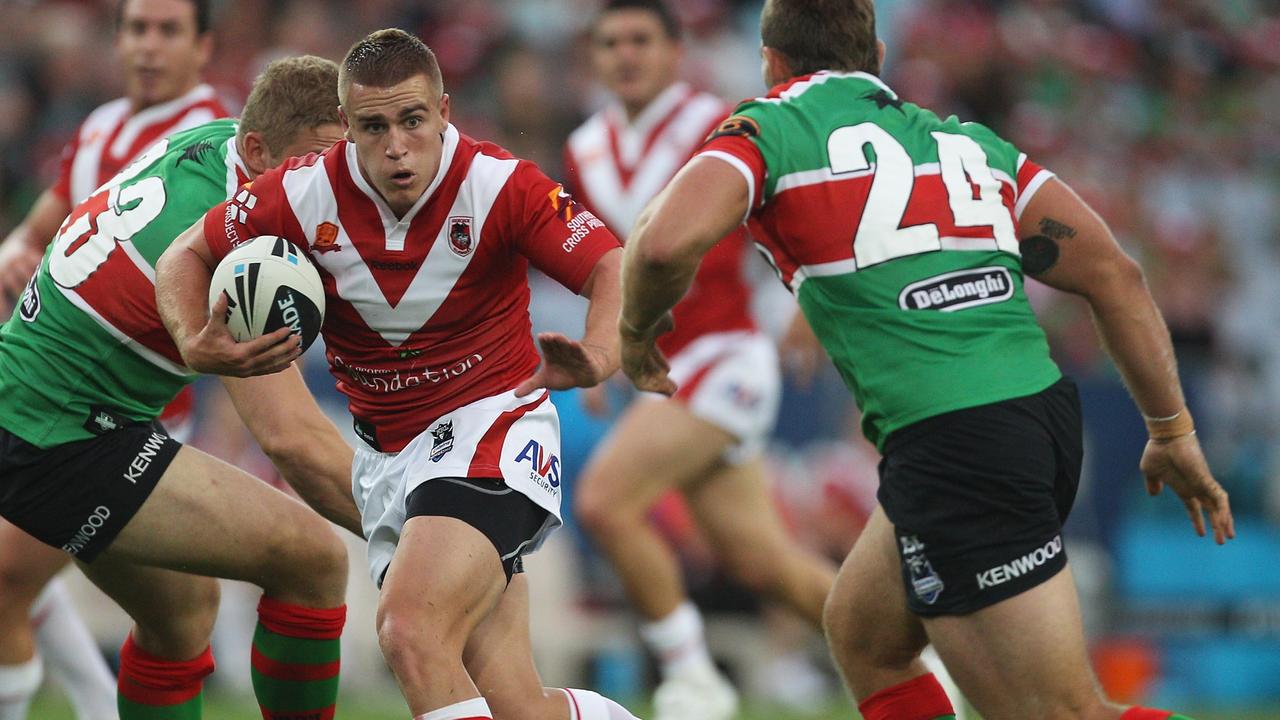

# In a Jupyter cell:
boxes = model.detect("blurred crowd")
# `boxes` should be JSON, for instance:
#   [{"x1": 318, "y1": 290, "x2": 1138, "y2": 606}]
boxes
[{"x1": 2, "y1": 0, "x2": 1278, "y2": 561}]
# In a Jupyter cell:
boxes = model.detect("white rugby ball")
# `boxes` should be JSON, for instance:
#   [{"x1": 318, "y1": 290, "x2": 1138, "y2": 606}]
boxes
[{"x1": 208, "y1": 235, "x2": 325, "y2": 352}]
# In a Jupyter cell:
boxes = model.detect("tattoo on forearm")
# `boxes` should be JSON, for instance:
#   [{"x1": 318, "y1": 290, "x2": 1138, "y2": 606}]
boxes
[
  {"x1": 1020, "y1": 235, "x2": 1059, "y2": 276},
  {"x1": 1038, "y1": 217, "x2": 1077, "y2": 241}
]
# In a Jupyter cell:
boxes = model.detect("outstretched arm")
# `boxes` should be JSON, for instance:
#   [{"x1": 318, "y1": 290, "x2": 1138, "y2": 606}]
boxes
[
  {"x1": 619, "y1": 156, "x2": 750, "y2": 394},
  {"x1": 156, "y1": 221, "x2": 300, "y2": 377},
  {"x1": 516, "y1": 247, "x2": 623, "y2": 396},
  {"x1": 1018, "y1": 177, "x2": 1233, "y2": 544},
  {"x1": 0, "y1": 190, "x2": 70, "y2": 315}
]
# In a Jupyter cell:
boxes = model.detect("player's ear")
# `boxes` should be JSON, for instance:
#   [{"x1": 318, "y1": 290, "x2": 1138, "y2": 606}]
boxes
[
  {"x1": 337, "y1": 105, "x2": 352, "y2": 141},
  {"x1": 240, "y1": 131, "x2": 271, "y2": 176},
  {"x1": 439, "y1": 93, "x2": 451, "y2": 125},
  {"x1": 877, "y1": 39, "x2": 887, "y2": 71},
  {"x1": 761, "y1": 46, "x2": 793, "y2": 87}
]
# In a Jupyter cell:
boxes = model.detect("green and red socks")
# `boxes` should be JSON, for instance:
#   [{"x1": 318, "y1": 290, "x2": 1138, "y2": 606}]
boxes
[
  {"x1": 117, "y1": 634, "x2": 215, "y2": 720},
  {"x1": 251, "y1": 596, "x2": 346, "y2": 720},
  {"x1": 1122, "y1": 708, "x2": 1196, "y2": 720},
  {"x1": 858, "y1": 672, "x2": 956, "y2": 720}
]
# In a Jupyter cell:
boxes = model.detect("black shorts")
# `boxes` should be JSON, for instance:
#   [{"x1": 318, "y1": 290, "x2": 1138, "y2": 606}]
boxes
[
  {"x1": 0, "y1": 421, "x2": 181, "y2": 562},
  {"x1": 405, "y1": 477, "x2": 551, "y2": 583},
  {"x1": 878, "y1": 377, "x2": 1082, "y2": 616}
]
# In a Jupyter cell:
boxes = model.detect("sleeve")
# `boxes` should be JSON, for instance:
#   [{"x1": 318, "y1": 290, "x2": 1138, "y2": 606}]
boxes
[
  {"x1": 502, "y1": 160, "x2": 621, "y2": 295},
  {"x1": 696, "y1": 113, "x2": 768, "y2": 223},
  {"x1": 201, "y1": 167, "x2": 295, "y2": 262},
  {"x1": 49, "y1": 131, "x2": 81, "y2": 201},
  {"x1": 1013, "y1": 153, "x2": 1056, "y2": 221}
]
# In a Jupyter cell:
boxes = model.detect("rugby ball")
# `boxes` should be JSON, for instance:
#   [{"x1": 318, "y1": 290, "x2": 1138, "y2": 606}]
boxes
[{"x1": 208, "y1": 235, "x2": 325, "y2": 352}]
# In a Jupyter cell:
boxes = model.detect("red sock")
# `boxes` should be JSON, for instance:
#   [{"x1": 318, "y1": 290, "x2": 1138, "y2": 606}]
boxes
[
  {"x1": 117, "y1": 634, "x2": 215, "y2": 719},
  {"x1": 858, "y1": 673, "x2": 955, "y2": 720},
  {"x1": 251, "y1": 596, "x2": 345, "y2": 720},
  {"x1": 1121, "y1": 709, "x2": 1174, "y2": 720}
]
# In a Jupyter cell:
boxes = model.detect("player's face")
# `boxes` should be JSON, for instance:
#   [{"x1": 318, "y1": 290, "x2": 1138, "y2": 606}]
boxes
[
  {"x1": 266, "y1": 123, "x2": 345, "y2": 169},
  {"x1": 117, "y1": 0, "x2": 211, "y2": 109},
  {"x1": 593, "y1": 9, "x2": 680, "y2": 112},
  {"x1": 342, "y1": 74, "x2": 450, "y2": 217}
]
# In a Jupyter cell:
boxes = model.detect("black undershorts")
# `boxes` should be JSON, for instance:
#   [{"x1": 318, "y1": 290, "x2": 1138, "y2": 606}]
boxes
[
  {"x1": 0, "y1": 420, "x2": 181, "y2": 562},
  {"x1": 404, "y1": 476, "x2": 551, "y2": 584},
  {"x1": 878, "y1": 377, "x2": 1083, "y2": 616}
]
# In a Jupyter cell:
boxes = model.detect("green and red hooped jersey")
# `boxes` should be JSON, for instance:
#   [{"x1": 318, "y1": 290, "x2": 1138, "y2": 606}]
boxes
[
  {"x1": 699, "y1": 72, "x2": 1062, "y2": 450},
  {"x1": 0, "y1": 119, "x2": 249, "y2": 448}
]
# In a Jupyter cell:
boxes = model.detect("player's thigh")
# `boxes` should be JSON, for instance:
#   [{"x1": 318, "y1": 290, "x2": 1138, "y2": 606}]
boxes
[
  {"x1": 464, "y1": 574, "x2": 556, "y2": 713},
  {"x1": 683, "y1": 459, "x2": 798, "y2": 578},
  {"x1": 103, "y1": 445, "x2": 341, "y2": 587},
  {"x1": 826, "y1": 507, "x2": 929, "y2": 681},
  {"x1": 923, "y1": 564, "x2": 1105, "y2": 720},
  {"x1": 576, "y1": 399, "x2": 735, "y2": 517},
  {"x1": 0, "y1": 520, "x2": 69, "y2": 610},
  {"x1": 378, "y1": 514, "x2": 507, "y2": 644},
  {"x1": 76, "y1": 554, "x2": 220, "y2": 658}
]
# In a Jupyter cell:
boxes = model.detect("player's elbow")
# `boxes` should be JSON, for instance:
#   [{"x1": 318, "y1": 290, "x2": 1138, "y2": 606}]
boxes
[{"x1": 1082, "y1": 251, "x2": 1147, "y2": 305}]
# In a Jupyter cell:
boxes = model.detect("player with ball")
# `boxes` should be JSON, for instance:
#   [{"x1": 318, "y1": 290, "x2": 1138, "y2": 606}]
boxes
[
  {"x1": 0, "y1": 57, "x2": 358, "y2": 720},
  {"x1": 159, "y1": 28, "x2": 641, "y2": 720}
]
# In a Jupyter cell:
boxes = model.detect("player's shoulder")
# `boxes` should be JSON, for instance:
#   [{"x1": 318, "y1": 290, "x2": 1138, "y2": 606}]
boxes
[{"x1": 77, "y1": 97, "x2": 132, "y2": 136}]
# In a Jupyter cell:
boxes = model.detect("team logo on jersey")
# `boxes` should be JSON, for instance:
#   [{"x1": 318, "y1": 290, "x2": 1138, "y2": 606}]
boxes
[
  {"x1": 314, "y1": 222, "x2": 341, "y2": 253},
  {"x1": 898, "y1": 267, "x2": 1013, "y2": 312},
  {"x1": 546, "y1": 185, "x2": 581, "y2": 223},
  {"x1": 18, "y1": 272, "x2": 39, "y2": 322},
  {"x1": 706, "y1": 115, "x2": 760, "y2": 142},
  {"x1": 864, "y1": 89, "x2": 905, "y2": 113},
  {"x1": 899, "y1": 534, "x2": 944, "y2": 605},
  {"x1": 176, "y1": 140, "x2": 216, "y2": 167},
  {"x1": 514, "y1": 439, "x2": 560, "y2": 491},
  {"x1": 230, "y1": 188, "x2": 258, "y2": 224},
  {"x1": 448, "y1": 216, "x2": 474, "y2": 256},
  {"x1": 429, "y1": 421, "x2": 455, "y2": 462}
]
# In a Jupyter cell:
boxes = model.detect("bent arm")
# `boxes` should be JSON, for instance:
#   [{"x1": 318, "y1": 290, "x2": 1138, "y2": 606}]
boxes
[
  {"x1": 1018, "y1": 178, "x2": 1184, "y2": 419},
  {"x1": 221, "y1": 367, "x2": 363, "y2": 536},
  {"x1": 156, "y1": 221, "x2": 219, "y2": 357},
  {"x1": 577, "y1": 246, "x2": 623, "y2": 380},
  {"x1": 620, "y1": 156, "x2": 750, "y2": 336}
]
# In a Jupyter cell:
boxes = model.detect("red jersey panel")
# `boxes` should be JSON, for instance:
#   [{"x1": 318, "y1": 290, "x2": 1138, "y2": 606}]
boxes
[
  {"x1": 204, "y1": 125, "x2": 620, "y2": 452},
  {"x1": 53, "y1": 84, "x2": 229, "y2": 205},
  {"x1": 700, "y1": 133, "x2": 1055, "y2": 288},
  {"x1": 564, "y1": 82, "x2": 754, "y2": 356}
]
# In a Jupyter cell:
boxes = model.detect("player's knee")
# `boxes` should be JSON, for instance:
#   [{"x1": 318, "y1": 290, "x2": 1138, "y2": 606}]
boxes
[
  {"x1": 134, "y1": 577, "x2": 220, "y2": 658},
  {"x1": 290, "y1": 524, "x2": 349, "y2": 602},
  {"x1": 376, "y1": 603, "x2": 460, "y2": 676},
  {"x1": 573, "y1": 484, "x2": 630, "y2": 541}
]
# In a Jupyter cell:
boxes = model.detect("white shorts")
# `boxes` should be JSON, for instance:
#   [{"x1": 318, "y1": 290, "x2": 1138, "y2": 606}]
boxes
[
  {"x1": 649, "y1": 331, "x2": 781, "y2": 464},
  {"x1": 352, "y1": 389, "x2": 563, "y2": 586}
]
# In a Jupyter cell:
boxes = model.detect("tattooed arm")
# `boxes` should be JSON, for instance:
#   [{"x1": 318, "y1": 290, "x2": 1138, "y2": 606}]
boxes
[{"x1": 1019, "y1": 178, "x2": 1233, "y2": 544}]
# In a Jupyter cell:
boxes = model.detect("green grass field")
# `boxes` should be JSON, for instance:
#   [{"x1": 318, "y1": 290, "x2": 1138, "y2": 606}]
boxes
[{"x1": 29, "y1": 690, "x2": 1280, "y2": 719}]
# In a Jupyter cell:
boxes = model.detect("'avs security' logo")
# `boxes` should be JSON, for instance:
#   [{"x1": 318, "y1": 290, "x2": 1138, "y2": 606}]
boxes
[
  {"x1": 514, "y1": 440, "x2": 560, "y2": 492},
  {"x1": 899, "y1": 266, "x2": 1014, "y2": 312}
]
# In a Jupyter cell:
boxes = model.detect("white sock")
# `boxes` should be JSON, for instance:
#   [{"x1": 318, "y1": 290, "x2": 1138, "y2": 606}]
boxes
[
  {"x1": 0, "y1": 655, "x2": 42, "y2": 720},
  {"x1": 413, "y1": 696, "x2": 492, "y2": 720},
  {"x1": 561, "y1": 688, "x2": 640, "y2": 720},
  {"x1": 638, "y1": 602, "x2": 716, "y2": 678},
  {"x1": 32, "y1": 580, "x2": 119, "y2": 719}
]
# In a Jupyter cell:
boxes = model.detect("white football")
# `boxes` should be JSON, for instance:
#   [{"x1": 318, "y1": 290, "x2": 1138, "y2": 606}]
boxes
[{"x1": 208, "y1": 235, "x2": 325, "y2": 352}]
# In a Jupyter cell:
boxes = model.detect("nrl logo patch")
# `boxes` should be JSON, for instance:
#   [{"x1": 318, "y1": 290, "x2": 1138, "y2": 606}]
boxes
[
  {"x1": 447, "y1": 216, "x2": 473, "y2": 257},
  {"x1": 899, "y1": 266, "x2": 1014, "y2": 312},
  {"x1": 429, "y1": 421, "x2": 455, "y2": 462}
]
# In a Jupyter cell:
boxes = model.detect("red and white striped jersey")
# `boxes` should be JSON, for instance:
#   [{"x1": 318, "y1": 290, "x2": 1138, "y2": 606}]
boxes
[
  {"x1": 564, "y1": 82, "x2": 755, "y2": 356},
  {"x1": 204, "y1": 125, "x2": 620, "y2": 452},
  {"x1": 53, "y1": 84, "x2": 228, "y2": 205}
]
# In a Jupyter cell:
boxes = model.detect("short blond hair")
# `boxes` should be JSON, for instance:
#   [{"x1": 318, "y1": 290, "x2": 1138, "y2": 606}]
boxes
[
  {"x1": 338, "y1": 28, "x2": 443, "y2": 106},
  {"x1": 239, "y1": 55, "x2": 341, "y2": 156}
]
